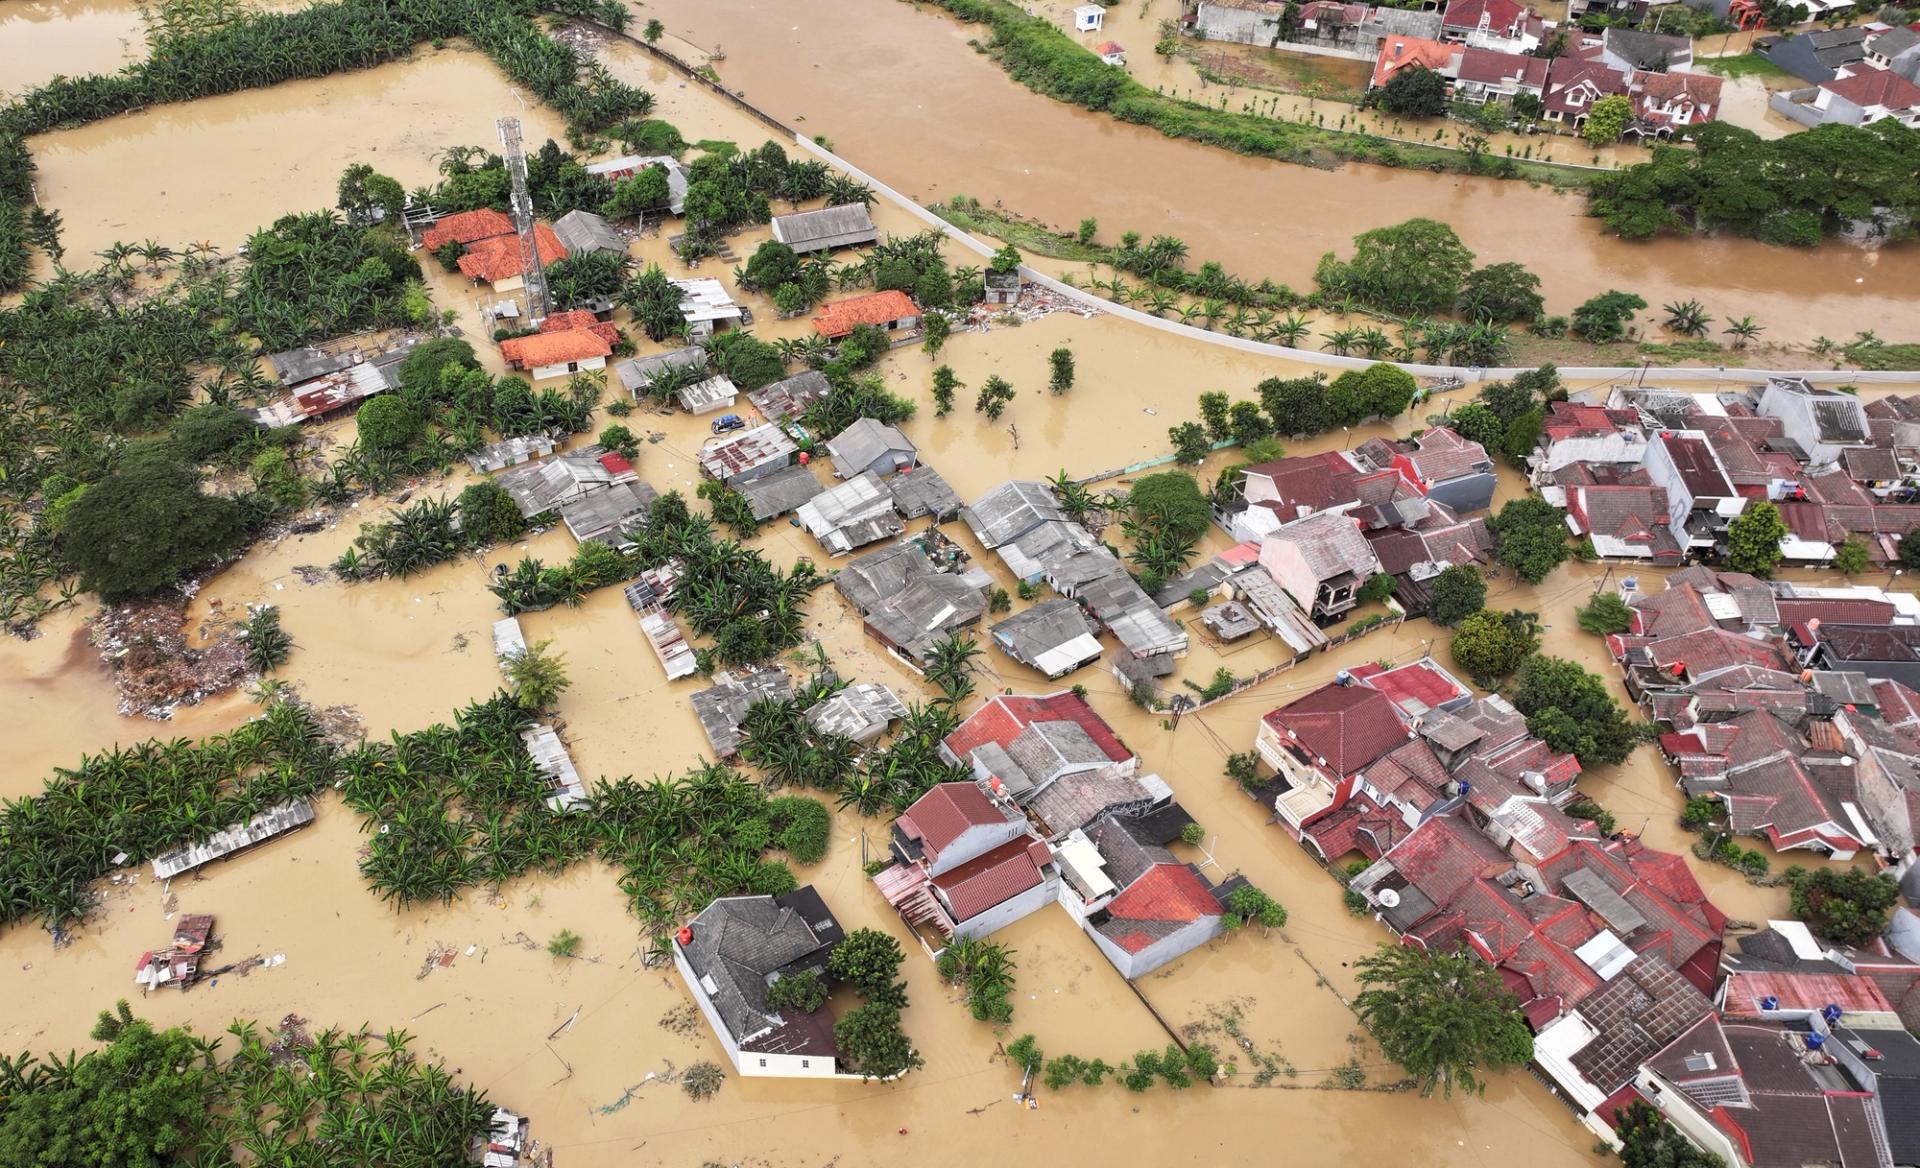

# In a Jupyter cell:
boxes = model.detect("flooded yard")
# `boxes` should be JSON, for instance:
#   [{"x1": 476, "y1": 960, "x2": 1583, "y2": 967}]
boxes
[
  {"x1": 0, "y1": 0, "x2": 147, "y2": 94},
  {"x1": 0, "y1": 9, "x2": 1906, "y2": 1167}
]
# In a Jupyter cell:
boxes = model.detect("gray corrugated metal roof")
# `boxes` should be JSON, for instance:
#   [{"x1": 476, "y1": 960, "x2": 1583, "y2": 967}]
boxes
[
  {"x1": 738, "y1": 463, "x2": 824, "y2": 520},
  {"x1": 690, "y1": 668, "x2": 792, "y2": 757},
  {"x1": 615, "y1": 345, "x2": 706, "y2": 393},
  {"x1": 990, "y1": 598, "x2": 1102, "y2": 675},
  {"x1": 962, "y1": 480, "x2": 1065, "y2": 548},
  {"x1": 826, "y1": 417, "x2": 916, "y2": 478},
  {"x1": 771, "y1": 204, "x2": 879, "y2": 252},
  {"x1": 797, "y1": 471, "x2": 903, "y2": 555},
  {"x1": 561, "y1": 479, "x2": 658, "y2": 542},
  {"x1": 747, "y1": 370, "x2": 832, "y2": 423},
  {"x1": 886, "y1": 465, "x2": 963, "y2": 520},
  {"x1": 552, "y1": 209, "x2": 625, "y2": 255}
]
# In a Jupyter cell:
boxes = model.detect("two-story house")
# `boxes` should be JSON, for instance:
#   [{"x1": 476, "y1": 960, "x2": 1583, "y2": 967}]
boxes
[
  {"x1": 1256, "y1": 681, "x2": 1417, "y2": 837},
  {"x1": 1257, "y1": 511, "x2": 1384, "y2": 622},
  {"x1": 1642, "y1": 429, "x2": 1745, "y2": 552},
  {"x1": 872, "y1": 781, "x2": 1061, "y2": 946}
]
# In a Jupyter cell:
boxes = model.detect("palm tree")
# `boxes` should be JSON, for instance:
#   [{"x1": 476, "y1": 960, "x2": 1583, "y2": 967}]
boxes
[
  {"x1": 1724, "y1": 315, "x2": 1764, "y2": 349},
  {"x1": 1143, "y1": 288, "x2": 1180, "y2": 318},
  {"x1": 1268, "y1": 313, "x2": 1311, "y2": 347},
  {"x1": 1355, "y1": 328, "x2": 1392, "y2": 358},
  {"x1": 1662, "y1": 299, "x2": 1712, "y2": 337},
  {"x1": 504, "y1": 640, "x2": 570, "y2": 712},
  {"x1": 1323, "y1": 327, "x2": 1363, "y2": 356}
]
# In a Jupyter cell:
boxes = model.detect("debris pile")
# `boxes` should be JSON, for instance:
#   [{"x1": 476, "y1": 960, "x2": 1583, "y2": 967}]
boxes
[{"x1": 91, "y1": 593, "x2": 248, "y2": 718}]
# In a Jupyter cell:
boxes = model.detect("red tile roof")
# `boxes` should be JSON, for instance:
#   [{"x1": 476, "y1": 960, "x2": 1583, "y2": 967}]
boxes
[
  {"x1": 931, "y1": 834, "x2": 1046, "y2": 921},
  {"x1": 1721, "y1": 970, "x2": 1895, "y2": 1018},
  {"x1": 457, "y1": 222, "x2": 568, "y2": 283},
  {"x1": 498, "y1": 327, "x2": 613, "y2": 369},
  {"x1": 421, "y1": 207, "x2": 515, "y2": 250},
  {"x1": 1099, "y1": 863, "x2": 1222, "y2": 953},
  {"x1": 1387, "y1": 814, "x2": 1512, "y2": 907},
  {"x1": 1372, "y1": 35, "x2": 1458, "y2": 90},
  {"x1": 1095, "y1": 39, "x2": 1124, "y2": 54},
  {"x1": 943, "y1": 692, "x2": 1131, "y2": 767},
  {"x1": 1455, "y1": 46, "x2": 1548, "y2": 88},
  {"x1": 1443, "y1": 0, "x2": 1528, "y2": 31},
  {"x1": 813, "y1": 290, "x2": 920, "y2": 339},
  {"x1": 1262, "y1": 683, "x2": 1411, "y2": 778},
  {"x1": 598, "y1": 452, "x2": 634, "y2": 477},
  {"x1": 540, "y1": 309, "x2": 605, "y2": 333},
  {"x1": 896, "y1": 782, "x2": 1006, "y2": 857},
  {"x1": 1357, "y1": 658, "x2": 1470, "y2": 718},
  {"x1": 1823, "y1": 68, "x2": 1920, "y2": 111}
]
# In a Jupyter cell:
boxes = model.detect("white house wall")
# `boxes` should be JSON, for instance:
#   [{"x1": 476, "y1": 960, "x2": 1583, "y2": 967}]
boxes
[
  {"x1": 952, "y1": 876, "x2": 1060, "y2": 941},
  {"x1": 1085, "y1": 913, "x2": 1223, "y2": 980},
  {"x1": 927, "y1": 819, "x2": 1027, "y2": 877}
]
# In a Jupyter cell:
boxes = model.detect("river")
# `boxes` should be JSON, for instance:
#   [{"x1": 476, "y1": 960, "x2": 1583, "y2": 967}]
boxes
[{"x1": 635, "y1": 0, "x2": 1913, "y2": 348}]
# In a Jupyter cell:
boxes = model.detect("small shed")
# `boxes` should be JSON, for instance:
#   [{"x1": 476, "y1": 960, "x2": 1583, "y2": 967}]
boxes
[
  {"x1": 747, "y1": 370, "x2": 832, "y2": 423},
  {"x1": 825, "y1": 417, "x2": 917, "y2": 479},
  {"x1": 701, "y1": 423, "x2": 799, "y2": 486},
  {"x1": 615, "y1": 345, "x2": 707, "y2": 399},
  {"x1": 584, "y1": 155, "x2": 689, "y2": 214},
  {"x1": 691, "y1": 667, "x2": 793, "y2": 758},
  {"x1": 1202, "y1": 601, "x2": 1262, "y2": 643},
  {"x1": 523, "y1": 724, "x2": 588, "y2": 811},
  {"x1": 886, "y1": 464, "x2": 963, "y2": 522},
  {"x1": 676, "y1": 373, "x2": 740, "y2": 415},
  {"x1": 770, "y1": 204, "x2": 880, "y2": 255},
  {"x1": 984, "y1": 269, "x2": 1021, "y2": 306},
  {"x1": 552, "y1": 209, "x2": 626, "y2": 255},
  {"x1": 1095, "y1": 40, "x2": 1126, "y2": 65},
  {"x1": 1073, "y1": 3, "x2": 1105, "y2": 31},
  {"x1": 673, "y1": 277, "x2": 744, "y2": 339},
  {"x1": 467, "y1": 433, "x2": 556, "y2": 473},
  {"x1": 739, "y1": 462, "x2": 825, "y2": 520},
  {"x1": 806, "y1": 682, "x2": 910, "y2": 744}
]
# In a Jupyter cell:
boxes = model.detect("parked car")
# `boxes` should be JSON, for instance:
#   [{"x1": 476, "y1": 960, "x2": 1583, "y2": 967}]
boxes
[{"x1": 711, "y1": 414, "x2": 747, "y2": 434}]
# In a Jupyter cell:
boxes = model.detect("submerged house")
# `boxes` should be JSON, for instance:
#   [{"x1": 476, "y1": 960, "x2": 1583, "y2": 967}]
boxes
[
  {"x1": 806, "y1": 682, "x2": 909, "y2": 744},
  {"x1": 1258, "y1": 512, "x2": 1384, "y2": 622},
  {"x1": 700, "y1": 424, "x2": 798, "y2": 487},
  {"x1": 837, "y1": 540, "x2": 990, "y2": 667},
  {"x1": 672, "y1": 887, "x2": 848, "y2": 1078},
  {"x1": 796, "y1": 472, "x2": 906, "y2": 556},
  {"x1": 770, "y1": 204, "x2": 880, "y2": 255},
  {"x1": 690, "y1": 668, "x2": 793, "y2": 758},
  {"x1": 614, "y1": 345, "x2": 707, "y2": 400},
  {"x1": 872, "y1": 781, "x2": 1060, "y2": 947},
  {"x1": 150, "y1": 800, "x2": 317, "y2": 880},
  {"x1": 989, "y1": 598, "x2": 1105, "y2": 679},
  {"x1": 825, "y1": 417, "x2": 917, "y2": 479},
  {"x1": 551, "y1": 209, "x2": 625, "y2": 257},
  {"x1": 813, "y1": 290, "x2": 921, "y2": 341},
  {"x1": 495, "y1": 447, "x2": 639, "y2": 519},
  {"x1": 499, "y1": 310, "x2": 619, "y2": 381}
]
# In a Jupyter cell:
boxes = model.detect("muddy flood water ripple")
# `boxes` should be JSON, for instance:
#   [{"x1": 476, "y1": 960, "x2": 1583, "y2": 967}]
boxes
[{"x1": 0, "y1": 9, "x2": 1885, "y2": 1168}]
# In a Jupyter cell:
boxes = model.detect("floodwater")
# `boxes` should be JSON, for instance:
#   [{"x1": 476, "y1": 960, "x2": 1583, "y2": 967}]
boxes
[
  {"x1": 0, "y1": 0, "x2": 146, "y2": 95},
  {"x1": 640, "y1": 0, "x2": 1915, "y2": 347},
  {"x1": 0, "y1": 17, "x2": 1887, "y2": 1168},
  {"x1": 27, "y1": 46, "x2": 571, "y2": 260}
]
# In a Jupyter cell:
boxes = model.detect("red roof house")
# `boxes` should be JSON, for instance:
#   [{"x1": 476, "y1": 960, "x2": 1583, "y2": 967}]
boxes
[
  {"x1": 498, "y1": 328, "x2": 613, "y2": 372},
  {"x1": 457, "y1": 222, "x2": 568, "y2": 284},
  {"x1": 1087, "y1": 863, "x2": 1225, "y2": 978},
  {"x1": 812, "y1": 290, "x2": 922, "y2": 339},
  {"x1": 892, "y1": 781, "x2": 1026, "y2": 875},
  {"x1": 421, "y1": 207, "x2": 515, "y2": 250},
  {"x1": 930, "y1": 835, "x2": 1052, "y2": 922},
  {"x1": 1372, "y1": 35, "x2": 1460, "y2": 89},
  {"x1": 942, "y1": 691, "x2": 1133, "y2": 772}
]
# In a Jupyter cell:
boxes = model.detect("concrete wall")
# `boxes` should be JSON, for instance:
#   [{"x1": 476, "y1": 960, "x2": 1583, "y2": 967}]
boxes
[
  {"x1": 1087, "y1": 913, "x2": 1224, "y2": 979},
  {"x1": 1194, "y1": 3, "x2": 1284, "y2": 45},
  {"x1": 1256, "y1": 538, "x2": 1318, "y2": 616},
  {"x1": 952, "y1": 875, "x2": 1061, "y2": 941},
  {"x1": 672, "y1": 944, "x2": 846, "y2": 1079}
]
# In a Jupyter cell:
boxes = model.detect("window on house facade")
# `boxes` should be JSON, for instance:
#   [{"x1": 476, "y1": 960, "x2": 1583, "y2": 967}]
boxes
[{"x1": 758, "y1": 1058, "x2": 767, "y2": 1067}]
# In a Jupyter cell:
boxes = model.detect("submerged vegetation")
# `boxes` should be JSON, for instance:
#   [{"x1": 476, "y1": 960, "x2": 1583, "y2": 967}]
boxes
[
  {"x1": 0, "y1": 1001, "x2": 493, "y2": 1167},
  {"x1": 0, "y1": 701, "x2": 336, "y2": 932}
]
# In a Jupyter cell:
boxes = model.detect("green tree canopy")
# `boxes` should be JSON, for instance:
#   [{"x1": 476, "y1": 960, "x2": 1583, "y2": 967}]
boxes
[
  {"x1": 1315, "y1": 218, "x2": 1475, "y2": 316},
  {"x1": 1353, "y1": 943, "x2": 1533, "y2": 1097},
  {"x1": 1616, "y1": 1101, "x2": 1726, "y2": 1168},
  {"x1": 354, "y1": 395, "x2": 417, "y2": 452},
  {"x1": 1450, "y1": 608, "x2": 1539, "y2": 679},
  {"x1": 1128, "y1": 471, "x2": 1212, "y2": 546},
  {"x1": 1581, "y1": 94, "x2": 1634, "y2": 144},
  {"x1": 1511, "y1": 655, "x2": 1642, "y2": 765},
  {"x1": 1788, "y1": 866, "x2": 1900, "y2": 947},
  {"x1": 60, "y1": 445, "x2": 250, "y2": 601},
  {"x1": 1725, "y1": 500, "x2": 1788, "y2": 577},
  {"x1": 1492, "y1": 496, "x2": 1570, "y2": 584},
  {"x1": 1377, "y1": 65, "x2": 1449, "y2": 118},
  {"x1": 170, "y1": 402, "x2": 258, "y2": 463},
  {"x1": 1458, "y1": 262, "x2": 1545, "y2": 324},
  {"x1": 742, "y1": 239, "x2": 801, "y2": 290},
  {"x1": 1443, "y1": 403, "x2": 1506, "y2": 452},
  {"x1": 1576, "y1": 591, "x2": 1634, "y2": 635},
  {"x1": 1570, "y1": 290, "x2": 1647, "y2": 343},
  {"x1": 1426, "y1": 565, "x2": 1487, "y2": 627},
  {"x1": 827, "y1": 927, "x2": 907, "y2": 1001}
]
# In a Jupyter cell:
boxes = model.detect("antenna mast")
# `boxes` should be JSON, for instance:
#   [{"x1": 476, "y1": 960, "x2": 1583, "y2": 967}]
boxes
[{"x1": 497, "y1": 116, "x2": 549, "y2": 321}]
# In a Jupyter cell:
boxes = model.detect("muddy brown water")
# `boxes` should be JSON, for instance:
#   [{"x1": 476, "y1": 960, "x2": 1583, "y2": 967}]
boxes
[
  {"x1": 0, "y1": 26, "x2": 1889, "y2": 1168},
  {"x1": 0, "y1": 0, "x2": 147, "y2": 94},
  {"x1": 640, "y1": 0, "x2": 1913, "y2": 347}
]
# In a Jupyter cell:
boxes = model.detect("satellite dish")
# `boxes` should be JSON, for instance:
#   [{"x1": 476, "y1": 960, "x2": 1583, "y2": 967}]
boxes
[{"x1": 1377, "y1": 888, "x2": 1401, "y2": 908}]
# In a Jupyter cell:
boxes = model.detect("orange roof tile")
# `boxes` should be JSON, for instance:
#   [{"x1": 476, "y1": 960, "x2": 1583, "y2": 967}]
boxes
[
  {"x1": 539, "y1": 310, "x2": 602, "y2": 333},
  {"x1": 421, "y1": 208, "x2": 515, "y2": 250},
  {"x1": 1372, "y1": 35, "x2": 1457, "y2": 89},
  {"x1": 812, "y1": 290, "x2": 920, "y2": 339},
  {"x1": 499, "y1": 327, "x2": 612, "y2": 369},
  {"x1": 457, "y1": 223, "x2": 568, "y2": 284}
]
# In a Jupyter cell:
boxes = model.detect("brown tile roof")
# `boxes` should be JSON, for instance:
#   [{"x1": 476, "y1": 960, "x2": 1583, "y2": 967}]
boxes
[
  {"x1": 1263, "y1": 683, "x2": 1412, "y2": 778},
  {"x1": 896, "y1": 782, "x2": 1009, "y2": 856},
  {"x1": 1408, "y1": 426, "x2": 1491, "y2": 483},
  {"x1": 1455, "y1": 46, "x2": 1548, "y2": 87},
  {"x1": 1097, "y1": 863, "x2": 1221, "y2": 954},
  {"x1": 1372, "y1": 35, "x2": 1458, "y2": 89},
  {"x1": 1823, "y1": 68, "x2": 1920, "y2": 110},
  {"x1": 1844, "y1": 446, "x2": 1903, "y2": 482},
  {"x1": 1569, "y1": 954, "x2": 1714, "y2": 1093},
  {"x1": 1385, "y1": 813, "x2": 1512, "y2": 907},
  {"x1": 813, "y1": 290, "x2": 919, "y2": 339},
  {"x1": 457, "y1": 222, "x2": 568, "y2": 283},
  {"x1": 421, "y1": 207, "x2": 514, "y2": 249},
  {"x1": 499, "y1": 327, "x2": 614, "y2": 369},
  {"x1": 931, "y1": 834, "x2": 1046, "y2": 921}
]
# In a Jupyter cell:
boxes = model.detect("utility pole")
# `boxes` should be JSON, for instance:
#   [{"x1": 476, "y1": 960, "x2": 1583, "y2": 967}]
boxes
[{"x1": 497, "y1": 115, "x2": 550, "y2": 323}]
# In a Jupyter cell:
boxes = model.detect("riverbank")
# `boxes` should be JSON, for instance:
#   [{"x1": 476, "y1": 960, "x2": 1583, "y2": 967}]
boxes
[{"x1": 899, "y1": 0, "x2": 1594, "y2": 188}]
